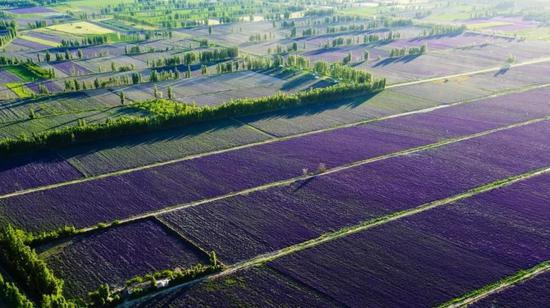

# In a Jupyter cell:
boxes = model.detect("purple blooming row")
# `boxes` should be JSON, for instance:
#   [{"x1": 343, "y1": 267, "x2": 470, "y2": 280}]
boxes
[
  {"x1": 0, "y1": 152, "x2": 82, "y2": 195},
  {"x1": 41, "y1": 219, "x2": 208, "y2": 298},
  {"x1": 268, "y1": 172, "x2": 550, "y2": 307},
  {"x1": 159, "y1": 119, "x2": 550, "y2": 264},
  {"x1": 1, "y1": 88, "x2": 550, "y2": 231}
]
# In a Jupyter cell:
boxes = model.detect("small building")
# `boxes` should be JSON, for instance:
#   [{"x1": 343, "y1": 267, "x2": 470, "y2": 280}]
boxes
[{"x1": 155, "y1": 279, "x2": 170, "y2": 288}]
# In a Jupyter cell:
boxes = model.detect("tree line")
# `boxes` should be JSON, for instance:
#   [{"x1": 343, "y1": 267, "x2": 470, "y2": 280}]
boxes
[
  {"x1": 0, "y1": 225, "x2": 74, "y2": 307},
  {"x1": 0, "y1": 81, "x2": 384, "y2": 156}
]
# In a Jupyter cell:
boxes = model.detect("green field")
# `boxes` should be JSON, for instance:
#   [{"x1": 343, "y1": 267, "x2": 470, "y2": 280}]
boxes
[{"x1": 5, "y1": 83, "x2": 34, "y2": 98}]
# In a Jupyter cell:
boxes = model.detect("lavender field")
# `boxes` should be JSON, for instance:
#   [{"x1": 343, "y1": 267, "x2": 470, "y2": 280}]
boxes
[
  {"x1": 268, "y1": 172, "x2": 550, "y2": 307},
  {"x1": 138, "y1": 267, "x2": 340, "y2": 307},
  {"x1": 39, "y1": 219, "x2": 209, "y2": 298},
  {"x1": 471, "y1": 271, "x2": 550, "y2": 307},
  {"x1": 159, "y1": 119, "x2": 550, "y2": 264},
  {"x1": 0, "y1": 153, "x2": 82, "y2": 195},
  {"x1": 2, "y1": 86, "x2": 550, "y2": 231},
  {"x1": 2, "y1": 0, "x2": 550, "y2": 305}
]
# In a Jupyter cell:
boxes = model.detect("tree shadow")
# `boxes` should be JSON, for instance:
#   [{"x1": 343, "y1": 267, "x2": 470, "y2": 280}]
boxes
[{"x1": 373, "y1": 54, "x2": 421, "y2": 67}]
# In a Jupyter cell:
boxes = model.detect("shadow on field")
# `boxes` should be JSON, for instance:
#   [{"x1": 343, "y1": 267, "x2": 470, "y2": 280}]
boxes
[
  {"x1": 2, "y1": 91, "x2": 380, "y2": 167},
  {"x1": 373, "y1": 54, "x2": 420, "y2": 67},
  {"x1": 238, "y1": 91, "x2": 380, "y2": 122},
  {"x1": 408, "y1": 32, "x2": 463, "y2": 42},
  {"x1": 291, "y1": 177, "x2": 316, "y2": 192}
]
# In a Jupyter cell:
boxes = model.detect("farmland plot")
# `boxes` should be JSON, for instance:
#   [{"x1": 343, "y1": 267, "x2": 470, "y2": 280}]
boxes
[
  {"x1": 0, "y1": 152, "x2": 81, "y2": 195},
  {"x1": 116, "y1": 70, "x2": 324, "y2": 106},
  {"x1": 0, "y1": 91, "x2": 123, "y2": 122},
  {"x1": 138, "y1": 267, "x2": 341, "y2": 307},
  {"x1": 2, "y1": 88, "x2": 550, "y2": 231},
  {"x1": 39, "y1": 219, "x2": 208, "y2": 298},
  {"x1": 267, "y1": 172, "x2": 550, "y2": 307},
  {"x1": 0, "y1": 105, "x2": 148, "y2": 139},
  {"x1": 159, "y1": 119, "x2": 550, "y2": 264},
  {"x1": 240, "y1": 81, "x2": 550, "y2": 137},
  {"x1": 50, "y1": 61, "x2": 93, "y2": 76},
  {"x1": 471, "y1": 271, "x2": 550, "y2": 307},
  {"x1": 64, "y1": 119, "x2": 271, "y2": 175}
]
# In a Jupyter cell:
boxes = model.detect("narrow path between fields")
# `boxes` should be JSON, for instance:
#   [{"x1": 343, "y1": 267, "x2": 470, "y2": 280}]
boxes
[
  {"x1": 387, "y1": 56, "x2": 550, "y2": 89},
  {"x1": 78, "y1": 115, "x2": 550, "y2": 233},
  {"x1": 120, "y1": 166, "x2": 550, "y2": 307},
  {"x1": 440, "y1": 261, "x2": 550, "y2": 308},
  {"x1": 1, "y1": 82, "x2": 549, "y2": 201}
]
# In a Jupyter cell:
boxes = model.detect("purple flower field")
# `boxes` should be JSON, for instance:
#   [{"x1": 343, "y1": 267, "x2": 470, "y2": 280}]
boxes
[
  {"x1": 268, "y1": 173, "x2": 550, "y2": 307},
  {"x1": 1, "y1": 86, "x2": 550, "y2": 231},
  {"x1": 51, "y1": 61, "x2": 92, "y2": 76},
  {"x1": 137, "y1": 267, "x2": 341, "y2": 307},
  {"x1": 471, "y1": 271, "x2": 550, "y2": 307},
  {"x1": 26, "y1": 80, "x2": 62, "y2": 93},
  {"x1": 0, "y1": 153, "x2": 82, "y2": 195},
  {"x1": 386, "y1": 32, "x2": 510, "y2": 50},
  {"x1": 8, "y1": 6, "x2": 56, "y2": 14},
  {"x1": 0, "y1": 70, "x2": 21, "y2": 83},
  {"x1": 159, "y1": 119, "x2": 550, "y2": 264},
  {"x1": 39, "y1": 219, "x2": 208, "y2": 298},
  {"x1": 11, "y1": 37, "x2": 50, "y2": 50}
]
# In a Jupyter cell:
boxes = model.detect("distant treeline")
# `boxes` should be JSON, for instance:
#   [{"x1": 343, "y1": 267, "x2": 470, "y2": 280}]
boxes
[
  {"x1": 419, "y1": 24, "x2": 466, "y2": 37},
  {"x1": 389, "y1": 45, "x2": 427, "y2": 57},
  {"x1": 149, "y1": 47, "x2": 239, "y2": 68}
]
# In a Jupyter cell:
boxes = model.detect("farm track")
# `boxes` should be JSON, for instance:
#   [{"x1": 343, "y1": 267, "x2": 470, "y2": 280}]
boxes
[
  {"x1": 2, "y1": 81, "x2": 549, "y2": 201},
  {"x1": 78, "y1": 114, "x2": 550, "y2": 233},
  {"x1": 121, "y1": 166, "x2": 550, "y2": 307},
  {"x1": 441, "y1": 261, "x2": 550, "y2": 308},
  {"x1": 387, "y1": 55, "x2": 550, "y2": 89}
]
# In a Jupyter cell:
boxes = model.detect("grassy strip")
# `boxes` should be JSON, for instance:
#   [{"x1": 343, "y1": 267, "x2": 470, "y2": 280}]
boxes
[
  {"x1": 0, "y1": 82, "x2": 384, "y2": 156},
  {"x1": 229, "y1": 168, "x2": 550, "y2": 272},
  {"x1": 89, "y1": 254, "x2": 222, "y2": 307},
  {"x1": 5, "y1": 83, "x2": 34, "y2": 99},
  {"x1": 439, "y1": 260, "x2": 550, "y2": 307},
  {"x1": 127, "y1": 167, "x2": 550, "y2": 305}
]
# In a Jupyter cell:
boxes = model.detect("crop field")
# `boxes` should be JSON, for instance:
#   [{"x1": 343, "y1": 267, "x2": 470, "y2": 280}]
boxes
[
  {"x1": 116, "y1": 70, "x2": 327, "y2": 105},
  {"x1": 471, "y1": 271, "x2": 550, "y2": 307},
  {"x1": 39, "y1": 219, "x2": 209, "y2": 298},
  {"x1": 47, "y1": 21, "x2": 114, "y2": 35},
  {"x1": 138, "y1": 267, "x2": 340, "y2": 307},
  {"x1": 2, "y1": 87, "x2": 550, "y2": 232},
  {"x1": 1, "y1": 0, "x2": 550, "y2": 306},
  {"x1": 267, "y1": 172, "x2": 550, "y2": 306},
  {"x1": 158, "y1": 119, "x2": 550, "y2": 264}
]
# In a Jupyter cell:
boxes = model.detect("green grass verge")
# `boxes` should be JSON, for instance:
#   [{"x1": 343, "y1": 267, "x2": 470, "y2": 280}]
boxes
[
  {"x1": 439, "y1": 260, "x2": 550, "y2": 307},
  {"x1": 5, "y1": 83, "x2": 34, "y2": 99},
  {"x1": 5, "y1": 66, "x2": 36, "y2": 82}
]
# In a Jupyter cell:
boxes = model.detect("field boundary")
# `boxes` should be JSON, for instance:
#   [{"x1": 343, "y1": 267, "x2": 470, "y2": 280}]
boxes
[
  {"x1": 439, "y1": 260, "x2": 550, "y2": 307},
  {"x1": 2, "y1": 82, "x2": 549, "y2": 200},
  {"x1": 74, "y1": 115, "x2": 550, "y2": 232},
  {"x1": 387, "y1": 56, "x2": 550, "y2": 88},
  {"x1": 121, "y1": 166, "x2": 550, "y2": 306}
]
